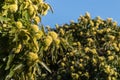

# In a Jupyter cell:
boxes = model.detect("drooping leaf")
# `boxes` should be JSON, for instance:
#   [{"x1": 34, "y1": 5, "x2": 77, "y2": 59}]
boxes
[{"x1": 38, "y1": 60, "x2": 51, "y2": 73}]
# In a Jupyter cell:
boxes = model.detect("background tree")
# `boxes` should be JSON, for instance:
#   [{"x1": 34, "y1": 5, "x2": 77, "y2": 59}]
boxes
[{"x1": 39, "y1": 13, "x2": 120, "y2": 80}]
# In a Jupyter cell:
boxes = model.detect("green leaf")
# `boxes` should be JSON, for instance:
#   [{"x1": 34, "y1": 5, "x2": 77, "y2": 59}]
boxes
[
  {"x1": 36, "y1": 63, "x2": 41, "y2": 75},
  {"x1": 22, "y1": 10, "x2": 30, "y2": 21},
  {"x1": 38, "y1": 60, "x2": 51, "y2": 73},
  {"x1": 5, "y1": 64, "x2": 24, "y2": 79},
  {"x1": 5, "y1": 54, "x2": 15, "y2": 70},
  {"x1": 5, "y1": 70, "x2": 15, "y2": 80},
  {"x1": 21, "y1": 72, "x2": 25, "y2": 80},
  {"x1": 39, "y1": 46, "x2": 44, "y2": 58},
  {"x1": 2, "y1": 10, "x2": 8, "y2": 16},
  {"x1": 0, "y1": 64, "x2": 3, "y2": 68},
  {"x1": 12, "y1": 32, "x2": 18, "y2": 42},
  {"x1": 0, "y1": 16, "x2": 10, "y2": 22},
  {"x1": 13, "y1": 63, "x2": 24, "y2": 71},
  {"x1": 48, "y1": 4, "x2": 54, "y2": 13},
  {"x1": 51, "y1": 43, "x2": 56, "y2": 63}
]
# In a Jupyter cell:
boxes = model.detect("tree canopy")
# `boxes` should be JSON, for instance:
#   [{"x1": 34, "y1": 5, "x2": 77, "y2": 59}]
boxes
[{"x1": 0, "y1": 0, "x2": 120, "y2": 80}]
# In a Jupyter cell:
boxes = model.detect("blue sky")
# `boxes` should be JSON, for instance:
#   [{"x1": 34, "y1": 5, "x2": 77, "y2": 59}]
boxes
[{"x1": 42, "y1": 0, "x2": 120, "y2": 28}]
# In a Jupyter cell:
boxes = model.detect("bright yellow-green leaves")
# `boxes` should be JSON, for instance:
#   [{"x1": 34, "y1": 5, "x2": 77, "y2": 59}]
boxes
[
  {"x1": 27, "y1": 52, "x2": 38, "y2": 62},
  {"x1": 16, "y1": 21, "x2": 23, "y2": 29},
  {"x1": 39, "y1": 3, "x2": 50, "y2": 16},
  {"x1": 9, "y1": 4, "x2": 18, "y2": 12},
  {"x1": 44, "y1": 35, "x2": 53, "y2": 47},
  {"x1": 28, "y1": 5, "x2": 35, "y2": 16},
  {"x1": 0, "y1": 0, "x2": 51, "y2": 79},
  {"x1": 54, "y1": 38, "x2": 60, "y2": 45},
  {"x1": 85, "y1": 12, "x2": 91, "y2": 19},
  {"x1": 35, "y1": 30, "x2": 43, "y2": 39},
  {"x1": 34, "y1": 16, "x2": 41, "y2": 24},
  {"x1": 13, "y1": 44, "x2": 22, "y2": 54},
  {"x1": 2, "y1": 0, "x2": 50, "y2": 22},
  {"x1": 31, "y1": 24, "x2": 39, "y2": 32},
  {"x1": 43, "y1": 31, "x2": 61, "y2": 50},
  {"x1": 48, "y1": 31, "x2": 58, "y2": 40}
]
